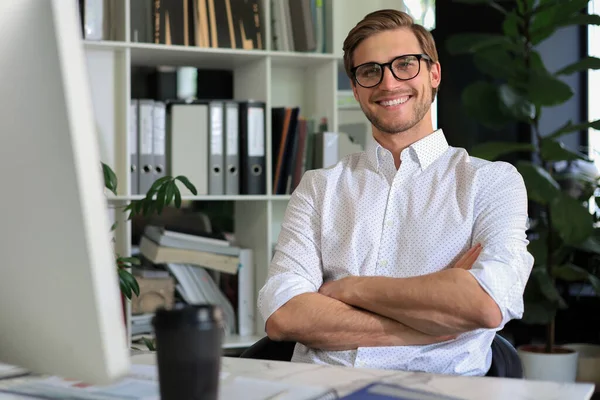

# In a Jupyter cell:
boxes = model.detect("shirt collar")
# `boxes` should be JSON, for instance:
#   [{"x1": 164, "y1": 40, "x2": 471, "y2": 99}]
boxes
[{"x1": 366, "y1": 129, "x2": 449, "y2": 172}]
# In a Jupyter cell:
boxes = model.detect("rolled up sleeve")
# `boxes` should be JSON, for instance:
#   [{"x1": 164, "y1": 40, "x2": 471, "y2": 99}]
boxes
[
  {"x1": 257, "y1": 171, "x2": 324, "y2": 324},
  {"x1": 469, "y1": 162, "x2": 534, "y2": 329}
]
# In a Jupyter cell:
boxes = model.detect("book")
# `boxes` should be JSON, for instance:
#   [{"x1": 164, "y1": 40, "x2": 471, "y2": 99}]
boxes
[{"x1": 139, "y1": 236, "x2": 239, "y2": 275}]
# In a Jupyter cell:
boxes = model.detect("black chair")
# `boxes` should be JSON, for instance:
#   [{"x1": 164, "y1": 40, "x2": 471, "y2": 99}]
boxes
[{"x1": 240, "y1": 334, "x2": 523, "y2": 378}]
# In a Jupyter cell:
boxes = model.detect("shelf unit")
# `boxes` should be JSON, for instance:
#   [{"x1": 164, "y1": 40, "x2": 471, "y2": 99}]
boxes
[
  {"x1": 83, "y1": 0, "x2": 415, "y2": 348},
  {"x1": 82, "y1": 0, "x2": 348, "y2": 345}
]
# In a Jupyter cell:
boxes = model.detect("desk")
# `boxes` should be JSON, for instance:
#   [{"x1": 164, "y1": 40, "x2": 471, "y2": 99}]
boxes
[
  {"x1": 132, "y1": 353, "x2": 594, "y2": 399},
  {"x1": 0, "y1": 354, "x2": 595, "y2": 399}
]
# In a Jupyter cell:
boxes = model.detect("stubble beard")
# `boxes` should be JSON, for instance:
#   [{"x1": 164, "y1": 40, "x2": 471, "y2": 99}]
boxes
[{"x1": 361, "y1": 89, "x2": 431, "y2": 135}]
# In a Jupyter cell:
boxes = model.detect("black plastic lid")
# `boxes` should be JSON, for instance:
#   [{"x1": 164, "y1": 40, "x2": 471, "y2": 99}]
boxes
[{"x1": 152, "y1": 304, "x2": 223, "y2": 329}]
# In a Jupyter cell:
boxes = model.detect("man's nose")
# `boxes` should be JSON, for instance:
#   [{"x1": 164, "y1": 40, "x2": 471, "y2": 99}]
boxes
[{"x1": 379, "y1": 66, "x2": 400, "y2": 90}]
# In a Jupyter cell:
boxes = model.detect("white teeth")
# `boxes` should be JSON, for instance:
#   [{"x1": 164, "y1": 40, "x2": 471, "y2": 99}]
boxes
[{"x1": 380, "y1": 96, "x2": 410, "y2": 106}]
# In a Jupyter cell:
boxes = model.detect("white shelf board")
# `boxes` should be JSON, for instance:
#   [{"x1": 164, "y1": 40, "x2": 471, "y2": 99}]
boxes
[
  {"x1": 270, "y1": 51, "x2": 339, "y2": 67},
  {"x1": 83, "y1": 40, "x2": 129, "y2": 52},
  {"x1": 84, "y1": 40, "x2": 340, "y2": 69},
  {"x1": 106, "y1": 195, "x2": 293, "y2": 202},
  {"x1": 129, "y1": 42, "x2": 267, "y2": 69},
  {"x1": 132, "y1": 334, "x2": 264, "y2": 350},
  {"x1": 107, "y1": 195, "x2": 271, "y2": 201}
]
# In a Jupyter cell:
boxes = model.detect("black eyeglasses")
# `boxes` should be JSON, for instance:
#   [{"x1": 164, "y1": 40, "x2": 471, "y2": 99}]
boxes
[{"x1": 351, "y1": 54, "x2": 432, "y2": 88}]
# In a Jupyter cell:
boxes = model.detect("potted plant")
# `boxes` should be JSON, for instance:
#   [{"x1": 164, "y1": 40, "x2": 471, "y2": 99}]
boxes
[
  {"x1": 101, "y1": 162, "x2": 197, "y2": 305},
  {"x1": 446, "y1": 0, "x2": 600, "y2": 382}
]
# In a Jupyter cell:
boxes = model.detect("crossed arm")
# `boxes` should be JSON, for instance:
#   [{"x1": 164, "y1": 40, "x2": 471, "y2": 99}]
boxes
[
  {"x1": 318, "y1": 244, "x2": 502, "y2": 337},
  {"x1": 265, "y1": 244, "x2": 487, "y2": 350},
  {"x1": 259, "y1": 167, "x2": 533, "y2": 349}
]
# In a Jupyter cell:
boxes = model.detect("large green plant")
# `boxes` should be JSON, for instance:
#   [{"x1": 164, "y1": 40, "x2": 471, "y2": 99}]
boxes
[
  {"x1": 446, "y1": 0, "x2": 600, "y2": 352},
  {"x1": 101, "y1": 163, "x2": 197, "y2": 300}
]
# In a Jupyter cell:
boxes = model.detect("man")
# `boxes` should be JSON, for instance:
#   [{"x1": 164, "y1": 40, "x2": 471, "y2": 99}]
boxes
[{"x1": 257, "y1": 9, "x2": 534, "y2": 376}]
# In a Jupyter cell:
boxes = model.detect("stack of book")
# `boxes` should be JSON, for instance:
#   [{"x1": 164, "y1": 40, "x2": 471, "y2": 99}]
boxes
[{"x1": 139, "y1": 225, "x2": 255, "y2": 337}]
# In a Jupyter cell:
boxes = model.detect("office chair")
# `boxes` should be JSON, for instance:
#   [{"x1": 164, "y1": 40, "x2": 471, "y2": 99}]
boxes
[{"x1": 240, "y1": 334, "x2": 523, "y2": 378}]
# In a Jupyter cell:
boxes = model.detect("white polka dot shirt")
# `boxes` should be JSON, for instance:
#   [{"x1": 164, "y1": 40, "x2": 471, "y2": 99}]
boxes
[{"x1": 257, "y1": 129, "x2": 534, "y2": 376}]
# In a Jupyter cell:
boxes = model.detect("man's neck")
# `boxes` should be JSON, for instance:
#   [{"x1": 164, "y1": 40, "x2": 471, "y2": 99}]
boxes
[{"x1": 373, "y1": 119, "x2": 434, "y2": 169}]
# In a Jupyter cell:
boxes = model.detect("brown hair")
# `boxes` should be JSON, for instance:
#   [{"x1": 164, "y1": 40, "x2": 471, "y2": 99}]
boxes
[{"x1": 342, "y1": 9, "x2": 439, "y2": 99}]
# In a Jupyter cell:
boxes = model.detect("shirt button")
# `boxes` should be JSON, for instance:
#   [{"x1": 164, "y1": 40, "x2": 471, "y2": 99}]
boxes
[
  {"x1": 386, "y1": 220, "x2": 393, "y2": 227},
  {"x1": 379, "y1": 260, "x2": 388, "y2": 267}
]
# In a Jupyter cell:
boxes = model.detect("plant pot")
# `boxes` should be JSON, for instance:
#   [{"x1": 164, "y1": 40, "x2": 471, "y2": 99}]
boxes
[
  {"x1": 517, "y1": 344, "x2": 578, "y2": 382},
  {"x1": 563, "y1": 343, "x2": 600, "y2": 388}
]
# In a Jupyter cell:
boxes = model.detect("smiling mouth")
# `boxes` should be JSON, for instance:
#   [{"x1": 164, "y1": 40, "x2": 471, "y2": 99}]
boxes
[{"x1": 376, "y1": 96, "x2": 411, "y2": 107}]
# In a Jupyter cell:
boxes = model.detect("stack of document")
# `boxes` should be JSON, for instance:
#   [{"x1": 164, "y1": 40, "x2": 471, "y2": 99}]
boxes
[
  {"x1": 1, "y1": 364, "x2": 337, "y2": 400},
  {"x1": 165, "y1": 262, "x2": 237, "y2": 337}
]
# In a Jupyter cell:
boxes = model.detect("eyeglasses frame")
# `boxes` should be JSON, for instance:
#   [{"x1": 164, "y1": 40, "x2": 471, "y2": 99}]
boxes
[{"x1": 351, "y1": 53, "x2": 433, "y2": 88}]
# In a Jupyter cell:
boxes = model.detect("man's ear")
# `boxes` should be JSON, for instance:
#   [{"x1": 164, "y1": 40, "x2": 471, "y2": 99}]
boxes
[{"x1": 430, "y1": 62, "x2": 441, "y2": 90}]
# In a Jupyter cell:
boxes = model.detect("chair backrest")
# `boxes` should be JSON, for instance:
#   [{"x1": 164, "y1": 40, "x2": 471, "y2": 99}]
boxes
[
  {"x1": 241, "y1": 334, "x2": 523, "y2": 378},
  {"x1": 239, "y1": 337, "x2": 295, "y2": 361},
  {"x1": 488, "y1": 334, "x2": 523, "y2": 378}
]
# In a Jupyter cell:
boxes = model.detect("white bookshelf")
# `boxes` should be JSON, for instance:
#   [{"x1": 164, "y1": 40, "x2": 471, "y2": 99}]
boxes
[{"x1": 83, "y1": 0, "x2": 409, "y2": 348}]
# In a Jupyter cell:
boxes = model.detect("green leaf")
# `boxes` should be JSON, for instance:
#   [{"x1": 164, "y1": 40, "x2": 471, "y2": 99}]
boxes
[
  {"x1": 175, "y1": 176, "x2": 198, "y2": 196},
  {"x1": 118, "y1": 270, "x2": 133, "y2": 300},
  {"x1": 548, "y1": 119, "x2": 600, "y2": 140},
  {"x1": 462, "y1": 81, "x2": 511, "y2": 129},
  {"x1": 588, "y1": 274, "x2": 600, "y2": 295},
  {"x1": 473, "y1": 46, "x2": 517, "y2": 80},
  {"x1": 142, "y1": 337, "x2": 156, "y2": 351},
  {"x1": 576, "y1": 236, "x2": 600, "y2": 255},
  {"x1": 165, "y1": 182, "x2": 175, "y2": 207},
  {"x1": 531, "y1": 266, "x2": 568, "y2": 308},
  {"x1": 527, "y1": 72, "x2": 573, "y2": 107},
  {"x1": 174, "y1": 186, "x2": 182, "y2": 209},
  {"x1": 532, "y1": 0, "x2": 590, "y2": 31},
  {"x1": 446, "y1": 33, "x2": 510, "y2": 55},
  {"x1": 110, "y1": 222, "x2": 118, "y2": 232},
  {"x1": 516, "y1": 0, "x2": 526, "y2": 15},
  {"x1": 119, "y1": 269, "x2": 140, "y2": 297},
  {"x1": 470, "y1": 142, "x2": 534, "y2": 161},
  {"x1": 552, "y1": 264, "x2": 600, "y2": 296},
  {"x1": 149, "y1": 176, "x2": 172, "y2": 193},
  {"x1": 556, "y1": 57, "x2": 600, "y2": 75},
  {"x1": 552, "y1": 264, "x2": 592, "y2": 281},
  {"x1": 531, "y1": 1, "x2": 597, "y2": 44},
  {"x1": 155, "y1": 183, "x2": 168, "y2": 215},
  {"x1": 557, "y1": 13, "x2": 600, "y2": 28},
  {"x1": 516, "y1": 161, "x2": 561, "y2": 205},
  {"x1": 498, "y1": 84, "x2": 536, "y2": 122},
  {"x1": 118, "y1": 256, "x2": 141, "y2": 266},
  {"x1": 540, "y1": 139, "x2": 589, "y2": 162},
  {"x1": 550, "y1": 193, "x2": 595, "y2": 245},
  {"x1": 102, "y1": 163, "x2": 118, "y2": 195},
  {"x1": 142, "y1": 198, "x2": 154, "y2": 216},
  {"x1": 502, "y1": 10, "x2": 521, "y2": 38},
  {"x1": 522, "y1": 300, "x2": 558, "y2": 325}
]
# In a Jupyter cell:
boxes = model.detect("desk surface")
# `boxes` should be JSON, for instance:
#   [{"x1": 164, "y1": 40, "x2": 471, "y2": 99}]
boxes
[
  {"x1": 0, "y1": 354, "x2": 594, "y2": 399},
  {"x1": 132, "y1": 353, "x2": 595, "y2": 400}
]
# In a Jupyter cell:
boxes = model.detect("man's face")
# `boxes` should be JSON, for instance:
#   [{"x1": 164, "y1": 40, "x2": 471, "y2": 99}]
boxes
[{"x1": 351, "y1": 28, "x2": 441, "y2": 136}]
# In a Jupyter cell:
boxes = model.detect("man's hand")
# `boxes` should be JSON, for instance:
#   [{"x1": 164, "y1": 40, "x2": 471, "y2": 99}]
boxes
[
  {"x1": 318, "y1": 276, "x2": 354, "y2": 302},
  {"x1": 452, "y1": 243, "x2": 482, "y2": 270}
]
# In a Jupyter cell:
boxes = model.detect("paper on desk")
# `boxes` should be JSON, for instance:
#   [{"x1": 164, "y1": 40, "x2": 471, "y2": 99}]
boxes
[
  {"x1": 0, "y1": 363, "x2": 28, "y2": 380},
  {"x1": 1, "y1": 364, "x2": 334, "y2": 400}
]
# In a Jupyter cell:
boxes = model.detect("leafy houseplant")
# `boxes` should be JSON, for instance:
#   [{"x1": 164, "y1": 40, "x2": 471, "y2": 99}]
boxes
[
  {"x1": 101, "y1": 162, "x2": 197, "y2": 301},
  {"x1": 446, "y1": 0, "x2": 600, "y2": 357}
]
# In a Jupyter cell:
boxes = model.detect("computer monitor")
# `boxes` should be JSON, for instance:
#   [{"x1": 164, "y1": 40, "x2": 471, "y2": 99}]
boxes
[{"x1": 0, "y1": 0, "x2": 130, "y2": 385}]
